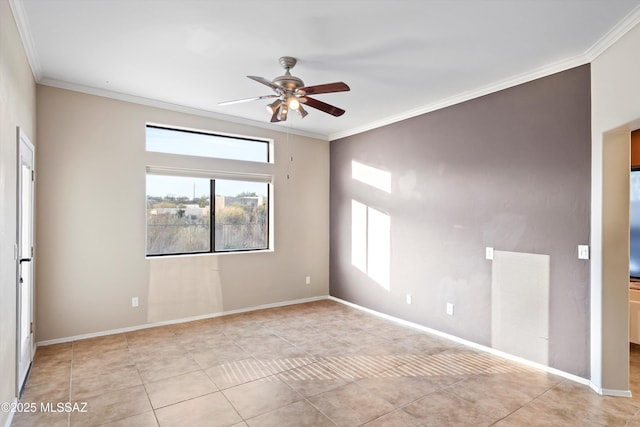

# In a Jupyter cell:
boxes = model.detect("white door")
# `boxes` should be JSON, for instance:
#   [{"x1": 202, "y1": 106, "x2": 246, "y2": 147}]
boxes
[{"x1": 17, "y1": 128, "x2": 35, "y2": 394}]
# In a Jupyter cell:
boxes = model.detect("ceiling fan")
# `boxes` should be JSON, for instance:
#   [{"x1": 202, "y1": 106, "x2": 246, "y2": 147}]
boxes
[{"x1": 218, "y1": 56, "x2": 350, "y2": 122}]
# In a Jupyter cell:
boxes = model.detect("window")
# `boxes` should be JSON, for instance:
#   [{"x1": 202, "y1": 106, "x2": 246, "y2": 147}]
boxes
[
  {"x1": 145, "y1": 125, "x2": 272, "y2": 256},
  {"x1": 146, "y1": 125, "x2": 270, "y2": 163},
  {"x1": 147, "y1": 175, "x2": 269, "y2": 256}
]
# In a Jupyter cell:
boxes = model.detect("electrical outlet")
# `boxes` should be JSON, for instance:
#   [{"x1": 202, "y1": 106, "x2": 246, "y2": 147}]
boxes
[
  {"x1": 305, "y1": 276, "x2": 311, "y2": 285},
  {"x1": 578, "y1": 245, "x2": 589, "y2": 260},
  {"x1": 131, "y1": 297, "x2": 139, "y2": 308},
  {"x1": 485, "y1": 247, "x2": 494, "y2": 260},
  {"x1": 406, "y1": 294, "x2": 412, "y2": 304},
  {"x1": 446, "y1": 303, "x2": 454, "y2": 316}
]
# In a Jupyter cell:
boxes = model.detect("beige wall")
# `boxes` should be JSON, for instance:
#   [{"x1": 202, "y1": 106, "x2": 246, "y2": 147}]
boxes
[
  {"x1": 0, "y1": 0, "x2": 37, "y2": 424},
  {"x1": 36, "y1": 85, "x2": 329, "y2": 342},
  {"x1": 591, "y1": 21, "x2": 640, "y2": 393}
]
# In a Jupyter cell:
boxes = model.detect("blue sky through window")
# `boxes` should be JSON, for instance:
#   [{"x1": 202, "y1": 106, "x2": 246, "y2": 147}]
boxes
[{"x1": 146, "y1": 126, "x2": 268, "y2": 163}]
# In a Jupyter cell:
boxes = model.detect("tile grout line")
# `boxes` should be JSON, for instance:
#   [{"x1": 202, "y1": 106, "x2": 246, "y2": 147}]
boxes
[{"x1": 125, "y1": 331, "x2": 161, "y2": 427}]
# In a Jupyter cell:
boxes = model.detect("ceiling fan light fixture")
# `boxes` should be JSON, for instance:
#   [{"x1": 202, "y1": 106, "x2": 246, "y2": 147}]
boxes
[
  {"x1": 297, "y1": 104, "x2": 308, "y2": 119},
  {"x1": 278, "y1": 103, "x2": 289, "y2": 120},
  {"x1": 266, "y1": 99, "x2": 282, "y2": 114},
  {"x1": 288, "y1": 96, "x2": 300, "y2": 110}
]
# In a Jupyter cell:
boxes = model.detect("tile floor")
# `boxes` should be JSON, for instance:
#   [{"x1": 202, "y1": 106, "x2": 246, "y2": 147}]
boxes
[{"x1": 10, "y1": 300, "x2": 640, "y2": 426}]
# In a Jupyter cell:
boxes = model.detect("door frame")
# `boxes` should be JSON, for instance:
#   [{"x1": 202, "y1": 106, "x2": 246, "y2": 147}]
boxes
[{"x1": 16, "y1": 126, "x2": 35, "y2": 396}]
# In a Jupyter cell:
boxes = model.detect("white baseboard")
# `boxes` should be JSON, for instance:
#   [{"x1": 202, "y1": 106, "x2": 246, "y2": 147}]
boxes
[
  {"x1": 328, "y1": 296, "x2": 603, "y2": 392},
  {"x1": 37, "y1": 295, "x2": 328, "y2": 346},
  {"x1": 596, "y1": 386, "x2": 633, "y2": 397}
]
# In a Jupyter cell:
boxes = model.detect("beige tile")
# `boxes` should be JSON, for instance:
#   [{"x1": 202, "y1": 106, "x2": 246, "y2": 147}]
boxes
[
  {"x1": 71, "y1": 364, "x2": 142, "y2": 400},
  {"x1": 298, "y1": 338, "x2": 360, "y2": 357},
  {"x1": 357, "y1": 374, "x2": 440, "y2": 407},
  {"x1": 179, "y1": 332, "x2": 235, "y2": 352},
  {"x1": 99, "y1": 410, "x2": 158, "y2": 427},
  {"x1": 390, "y1": 333, "x2": 460, "y2": 355},
  {"x1": 21, "y1": 376, "x2": 70, "y2": 404},
  {"x1": 234, "y1": 334, "x2": 296, "y2": 355},
  {"x1": 307, "y1": 382, "x2": 395, "y2": 426},
  {"x1": 136, "y1": 355, "x2": 201, "y2": 383},
  {"x1": 362, "y1": 409, "x2": 423, "y2": 427},
  {"x1": 126, "y1": 326, "x2": 177, "y2": 346},
  {"x1": 129, "y1": 341, "x2": 189, "y2": 362},
  {"x1": 26, "y1": 360, "x2": 71, "y2": 387},
  {"x1": 33, "y1": 343, "x2": 73, "y2": 366},
  {"x1": 246, "y1": 400, "x2": 335, "y2": 427},
  {"x1": 494, "y1": 400, "x2": 604, "y2": 426},
  {"x1": 445, "y1": 371, "x2": 561, "y2": 413},
  {"x1": 71, "y1": 348, "x2": 134, "y2": 376},
  {"x1": 272, "y1": 326, "x2": 333, "y2": 346},
  {"x1": 252, "y1": 344, "x2": 314, "y2": 362},
  {"x1": 402, "y1": 390, "x2": 512, "y2": 426},
  {"x1": 69, "y1": 384, "x2": 152, "y2": 426},
  {"x1": 205, "y1": 358, "x2": 275, "y2": 389},
  {"x1": 72, "y1": 334, "x2": 128, "y2": 359},
  {"x1": 278, "y1": 362, "x2": 351, "y2": 397},
  {"x1": 144, "y1": 370, "x2": 217, "y2": 409},
  {"x1": 155, "y1": 392, "x2": 242, "y2": 427},
  {"x1": 318, "y1": 354, "x2": 400, "y2": 380},
  {"x1": 222, "y1": 377, "x2": 302, "y2": 419},
  {"x1": 190, "y1": 344, "x2": 251, "y2": 369}
]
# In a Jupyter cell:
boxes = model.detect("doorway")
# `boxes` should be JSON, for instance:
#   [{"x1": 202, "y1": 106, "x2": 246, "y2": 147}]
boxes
[{"x1": 16, "y1": 127, "x2": 35, "y2": 395}]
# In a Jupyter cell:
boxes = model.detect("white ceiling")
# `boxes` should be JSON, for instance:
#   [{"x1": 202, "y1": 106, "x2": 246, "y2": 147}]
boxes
[{"x1": 11, "y1": 0, "x2": 640, "y2": 140}]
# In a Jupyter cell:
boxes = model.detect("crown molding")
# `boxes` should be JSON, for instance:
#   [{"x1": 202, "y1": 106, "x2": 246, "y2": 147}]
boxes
[
  {"x1": 584, "y1": 3, "x2": 640, "y2": 61},
  {"x1": 39, "y1": 78, "x2": 328, "y2": 141},
  {"x1": 8, "y1": 0, "x2": 42, "y2": 80}
]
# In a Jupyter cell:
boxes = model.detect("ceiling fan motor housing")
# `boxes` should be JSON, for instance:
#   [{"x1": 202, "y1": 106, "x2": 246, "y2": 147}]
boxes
[{"x1": 273, "y1": 57, "x2": 304, "y2": 92}]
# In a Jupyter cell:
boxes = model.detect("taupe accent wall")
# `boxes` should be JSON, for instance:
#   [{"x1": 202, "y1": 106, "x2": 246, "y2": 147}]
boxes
[{"x1": 330, "y1": 65, "x2": 591, "y2": 377}]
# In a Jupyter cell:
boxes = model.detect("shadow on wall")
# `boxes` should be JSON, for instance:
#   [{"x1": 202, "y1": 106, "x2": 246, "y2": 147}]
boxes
[{"x1": 147, "y1": 255, "x2": 223, "y2": 323}]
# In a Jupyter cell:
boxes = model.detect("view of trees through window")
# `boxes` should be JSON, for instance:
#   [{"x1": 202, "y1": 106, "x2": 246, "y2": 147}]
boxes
[{"x1": 147, "y1": 175, "x2": 268, "y2": 255}]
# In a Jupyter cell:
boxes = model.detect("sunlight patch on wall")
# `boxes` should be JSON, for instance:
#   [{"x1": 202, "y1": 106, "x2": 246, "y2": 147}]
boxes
[
  {"x1": 351, "y1": 199, "x2": 390, "y2": 290},
  {"x1": 352, "y1": 160, "x2": 391, "y2": 193}
]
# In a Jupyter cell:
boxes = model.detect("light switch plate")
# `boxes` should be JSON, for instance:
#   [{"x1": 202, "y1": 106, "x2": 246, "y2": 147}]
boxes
[{"x1": 446, "y1": 303, "x2": 454, "y2": 316}]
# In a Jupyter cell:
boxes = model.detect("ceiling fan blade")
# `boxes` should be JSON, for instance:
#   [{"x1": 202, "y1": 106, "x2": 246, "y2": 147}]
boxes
[
  {"x1": 298, "y1": 82, "x2": 350, "y2": 95},
  {"x1": 247, "y1": 76, "x2": 281, "y2": 92},
  {"x1": 218, "y1": 94, "x2": 277, "y2": 106},
  {"x1": 303, "y1": 96, "x2": 345, "y2": 117},
  {"x1": 270, "y1": 108, "x2": 281, "y2": 122}
]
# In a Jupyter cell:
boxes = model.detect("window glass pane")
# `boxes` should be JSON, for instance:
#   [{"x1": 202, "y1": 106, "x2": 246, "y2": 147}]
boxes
[
  {"x1": 147, "y1": 175, "x2": 211, "y2": 255},
  {"x1": 214, "y1": 180, "x2": 269, "y2": 252},
  {"x1": 146, "y1": 126, "x2": 268, "y2": 163}
]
